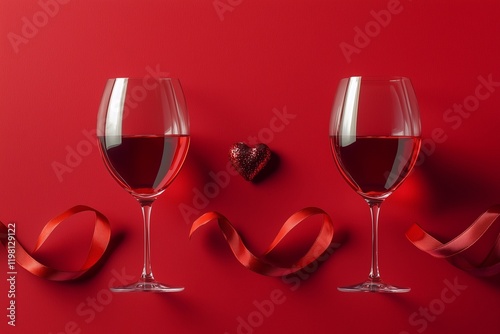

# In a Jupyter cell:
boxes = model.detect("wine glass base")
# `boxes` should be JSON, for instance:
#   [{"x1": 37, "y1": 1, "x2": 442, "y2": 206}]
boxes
[
  {"x1": 338, "y1": 279, "x2": 410, "y2": 293},
  {"x1": 110, "y1": 281, "x2": 184, "y2": 293}
]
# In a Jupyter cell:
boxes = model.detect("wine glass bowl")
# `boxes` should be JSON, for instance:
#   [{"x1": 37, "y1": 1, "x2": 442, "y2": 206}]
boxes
[
  {"x1": 330, "y1": 76, "x2": 421, "y2": 292},
  {"x1": 97, "y1": 77, "x2": 190, "y2": 292}
]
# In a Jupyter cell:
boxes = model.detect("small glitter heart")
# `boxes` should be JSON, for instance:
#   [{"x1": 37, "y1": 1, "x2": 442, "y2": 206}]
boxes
[{"x1": 229, "y1": 142, "x2": 272, "y2": 181}]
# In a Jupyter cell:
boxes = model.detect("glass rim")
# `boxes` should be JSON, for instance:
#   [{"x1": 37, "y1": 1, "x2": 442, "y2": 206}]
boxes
[
  {"x1": 105, "y1": 77, "x2": 180, "y2": 82},
  {"x1": 339, "y1": 76, "x2": 411, "y2": 82}
]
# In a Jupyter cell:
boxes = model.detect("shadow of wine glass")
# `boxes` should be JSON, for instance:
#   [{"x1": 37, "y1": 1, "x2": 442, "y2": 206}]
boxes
[
  {"x1": 413, "y1": 153, "x2": 500, "y2": 286},
  {"x1": 417, "y1": 153, "x2": 500, "y2": 213}
]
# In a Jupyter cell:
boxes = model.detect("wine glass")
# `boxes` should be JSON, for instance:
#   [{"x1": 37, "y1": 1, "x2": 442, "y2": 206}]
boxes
[
  {"x1": 329, "y1": 76, "x2": 421, "y2": 293},
  {"x1": 97, "y1": 77, "x2": 190, "y2": 292}
]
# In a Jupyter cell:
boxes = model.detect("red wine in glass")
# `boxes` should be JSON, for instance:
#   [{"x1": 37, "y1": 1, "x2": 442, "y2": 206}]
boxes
[
  {"x1": 99, "y1": 135, "x2": 190, "y2": 197},
  {"x1": 97, "y1": 77, "x2": 190, "y2": 293},
  {"x1": 330, "y1": 76, "x2": 421, "y2": 293},
  {"x1": 330, "y1": 136, "x2": 421, "y2": 200}
]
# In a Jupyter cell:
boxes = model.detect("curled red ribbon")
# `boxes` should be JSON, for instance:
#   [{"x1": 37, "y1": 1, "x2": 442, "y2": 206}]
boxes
[
  {"x1": 189, "y1": 207, "x2": 336, "y2": 276},
  {"x1": 0, "y1": 205, "x2": 111, "y2": 281},
  {"x1": 406, "y1": 205, "x2": 500, "y2": 276}
]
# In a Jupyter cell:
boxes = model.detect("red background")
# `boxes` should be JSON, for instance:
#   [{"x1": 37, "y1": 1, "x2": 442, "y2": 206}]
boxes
[{"x1": 1, "y1": 0, "x2": 500, "y2": 333}]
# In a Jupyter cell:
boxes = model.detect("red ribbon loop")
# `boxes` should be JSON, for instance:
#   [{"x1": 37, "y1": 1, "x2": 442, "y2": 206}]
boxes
[
  {"x1": 0, "y1": 205, "x2": 111, "y2": 281},
  {"x1": 189, "y1": 207, "x2": 336, "y2": 276},
  {"x1": 406, "y1": 205, "x2": 500, "y2": 276}
]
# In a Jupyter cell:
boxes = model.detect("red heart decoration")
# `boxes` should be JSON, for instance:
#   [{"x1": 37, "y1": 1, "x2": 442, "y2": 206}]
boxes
[{"x1": 229, "y1": 142, "x2": 272, "y2": 181}]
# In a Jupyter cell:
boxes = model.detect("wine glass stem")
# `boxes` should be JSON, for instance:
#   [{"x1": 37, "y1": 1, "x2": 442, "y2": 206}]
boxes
[
  {"x1": 367, "y1": 200, "x2": 382, "y2": 281},
  {"x1": 139, "y1": 200, "x2": 156, "y2": 282}
]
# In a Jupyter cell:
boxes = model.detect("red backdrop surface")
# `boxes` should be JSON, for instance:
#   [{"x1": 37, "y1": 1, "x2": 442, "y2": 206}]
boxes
[{"x1": 1, "y1": 0, "x2": 500, "y2": 333}]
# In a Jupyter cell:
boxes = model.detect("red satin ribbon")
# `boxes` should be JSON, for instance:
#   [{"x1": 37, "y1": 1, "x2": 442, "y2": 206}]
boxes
[
  {"x1": 0, "y1": 205, "x2": 111, "y2": 281},
  {"x1": 406, "y1": 205, "x2": 500, "y2": 276},
  {"x1": 189, "y1": 207, "x2": 336, "y2": 276}
]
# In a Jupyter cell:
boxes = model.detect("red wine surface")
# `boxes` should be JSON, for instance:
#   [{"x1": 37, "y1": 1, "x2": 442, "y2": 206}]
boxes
[
  {"x1": 98, "y1": 135, "x2": 190, "y2": 197},
  {"x1": 330, "y1": 136, "x2": 421, "y2": 199}
]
